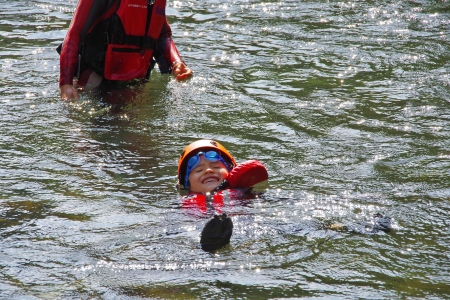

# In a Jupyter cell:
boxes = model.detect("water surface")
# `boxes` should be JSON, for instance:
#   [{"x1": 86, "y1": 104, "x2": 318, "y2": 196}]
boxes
[{"x1": 0, "y1": 0, "x2": 449, "y2": 299}]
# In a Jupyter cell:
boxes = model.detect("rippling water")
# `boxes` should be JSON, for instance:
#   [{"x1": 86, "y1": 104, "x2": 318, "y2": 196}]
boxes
[{"x1": 1, "y1": 0, "x2": 449, "y2": 299}]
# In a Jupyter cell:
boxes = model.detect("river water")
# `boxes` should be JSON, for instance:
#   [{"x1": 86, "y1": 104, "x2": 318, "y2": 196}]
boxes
[{"x1": 1, "y1": 0, "x2": 449, "y2": 299}]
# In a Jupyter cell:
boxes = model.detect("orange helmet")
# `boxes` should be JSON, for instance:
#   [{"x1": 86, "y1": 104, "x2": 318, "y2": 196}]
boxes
[{"x1": 178, "y1": 139, "x2": 237, "y2": 189}]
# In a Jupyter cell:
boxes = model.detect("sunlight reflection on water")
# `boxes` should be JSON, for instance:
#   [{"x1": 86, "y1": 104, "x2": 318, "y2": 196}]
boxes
[{"x1": 0, "y1": 0, "x2": 449, "y2": 298}]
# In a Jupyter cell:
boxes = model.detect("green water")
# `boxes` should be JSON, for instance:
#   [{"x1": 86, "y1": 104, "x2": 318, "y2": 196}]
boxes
[{"x1": 0, "y1": 0, "x2": 449, "y2": 299}]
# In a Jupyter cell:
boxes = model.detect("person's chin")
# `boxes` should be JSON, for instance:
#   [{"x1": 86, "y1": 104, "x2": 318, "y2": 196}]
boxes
[
  {"x1": 189, "y1": 182, "x2": 220, "y2": 193},
  {"x1": 201, "y1": 181, "x2": 221, "y2": 193}
]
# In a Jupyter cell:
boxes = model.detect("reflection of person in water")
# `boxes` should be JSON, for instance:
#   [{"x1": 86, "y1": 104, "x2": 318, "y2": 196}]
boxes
[{"x1": 177, "y1": 139, "x2": 268, "y2": 251}]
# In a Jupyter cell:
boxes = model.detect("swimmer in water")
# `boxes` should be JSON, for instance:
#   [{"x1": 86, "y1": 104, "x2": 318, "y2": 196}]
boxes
[{"x1": 177, "y1": 139, "x2": 268, "y2": 251}]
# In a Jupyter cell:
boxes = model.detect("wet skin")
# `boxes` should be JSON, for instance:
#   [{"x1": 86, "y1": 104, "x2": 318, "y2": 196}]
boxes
[{"x1": 188, "y1": 157, "x2": 229, "y2": 193}]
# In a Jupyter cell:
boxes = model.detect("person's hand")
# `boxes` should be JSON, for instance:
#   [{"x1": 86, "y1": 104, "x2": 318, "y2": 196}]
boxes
[
  {"x1": 200, "y1": 213, "x2": 233, "y2": 252},
  {"x1": 60, "y1": 84, "x2": 79, "y2": 100},
  {"x1": 172, "y1": 62, "x2": 192, "y2": 81},
  {"x1": 226, "y1": 160, "x2": 268, "y2": 188}
]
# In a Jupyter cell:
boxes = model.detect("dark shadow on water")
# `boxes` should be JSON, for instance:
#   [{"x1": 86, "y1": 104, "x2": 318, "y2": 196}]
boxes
[
  {"x1": 0, "y1": 200, "x2": 91, "y2": 238},
  {"x1": 96, "y1": 80, "x2": 149, "y2": 114}
]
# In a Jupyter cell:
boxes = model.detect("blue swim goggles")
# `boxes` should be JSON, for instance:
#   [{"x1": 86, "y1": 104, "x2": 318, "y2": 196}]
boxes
[{"x1": 184, "y1": 150, "x2": 231, "y2": 187}]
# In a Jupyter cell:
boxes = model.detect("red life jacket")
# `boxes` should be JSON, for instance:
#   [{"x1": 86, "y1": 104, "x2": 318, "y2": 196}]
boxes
[
  {"x1": 181, "y1": 192, "x2": 225, "y2": 214},
  {"x1": 82, "y1": 0, "x2": 166, "y2": 81},
  {"x1": 181, "y1": 189, "x2": 256, "y2": 215}
]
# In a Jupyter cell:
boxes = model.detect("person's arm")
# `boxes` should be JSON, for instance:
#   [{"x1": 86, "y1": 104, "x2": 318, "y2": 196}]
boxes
[
  {"x1": 154, "y1": 19, "x2": 192, "y2": 80},
  {"x1": 217, "y1": 160, "x2": 269, "y2": 190},
  {"x1": 59, "y1": 0, "x2": 111, "y2": 99}
]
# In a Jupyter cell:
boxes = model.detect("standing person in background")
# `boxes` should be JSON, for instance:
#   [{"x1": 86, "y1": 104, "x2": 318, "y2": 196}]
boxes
[{"x1": 58, "y1": 0, "x2": 192, "y2": 100}]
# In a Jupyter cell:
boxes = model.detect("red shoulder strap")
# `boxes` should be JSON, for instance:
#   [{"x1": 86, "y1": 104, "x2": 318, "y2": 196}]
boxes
[{"x1": 148, "y1": 0, "x2": 166, "y2": 39}]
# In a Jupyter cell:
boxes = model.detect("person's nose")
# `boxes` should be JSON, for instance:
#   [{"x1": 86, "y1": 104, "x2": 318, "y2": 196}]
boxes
[{"x1": 205, "y1": 167, "x2": 214, "y2": 173}]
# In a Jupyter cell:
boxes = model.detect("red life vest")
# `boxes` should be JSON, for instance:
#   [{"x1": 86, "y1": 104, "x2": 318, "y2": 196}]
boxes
[
  {"x1": 82, "y1": 0, "x2": 166, "y2": 81},
  {"x1": 181, "y1": 189, "x2": 255, "y2": 215},
  {"x1": 181, "y1": 192, "x2": 225, "y2": 214}
]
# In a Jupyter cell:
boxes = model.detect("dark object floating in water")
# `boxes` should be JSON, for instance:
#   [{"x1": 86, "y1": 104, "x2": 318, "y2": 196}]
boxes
[
  {"x1": 330, "y1": 213, "x2": 392, "y2": 234},
  {"x1": 368, "y1": 213, "x2": 392, "y2": 233},
  {"x1": 200, "y1": 213, "x2": 233, "y2": 252}
]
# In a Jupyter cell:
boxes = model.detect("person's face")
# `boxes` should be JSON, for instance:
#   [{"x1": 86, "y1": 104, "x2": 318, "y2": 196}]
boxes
[{"x1": 188, "y1": 156, "x2": 229, "y2": 193}]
